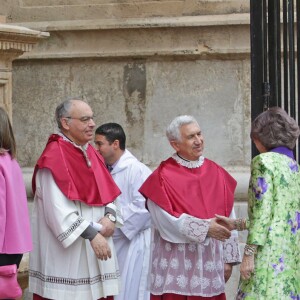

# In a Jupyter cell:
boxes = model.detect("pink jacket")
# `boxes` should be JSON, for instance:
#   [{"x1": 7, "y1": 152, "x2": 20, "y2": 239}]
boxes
[{"x1": 0, "y1": 153, "x2": 32, "y2": 254}]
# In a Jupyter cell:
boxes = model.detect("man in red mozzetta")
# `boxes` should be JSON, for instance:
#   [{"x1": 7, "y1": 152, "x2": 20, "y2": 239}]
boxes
[
  {"x1": 139, "y1": 115, "x2": 241, "y2": 300},
  {"x1": 29, "y1": 99, "x2": 122, "y2": 300}
]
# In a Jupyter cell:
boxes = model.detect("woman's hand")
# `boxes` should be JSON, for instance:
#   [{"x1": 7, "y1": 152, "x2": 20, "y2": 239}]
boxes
[
  {"x1": 224, "y1": 263, "x2": 233, "y2": 282},
  {"x1": 215, "y1": 214, "x2": 236, "y2": 231},
  {"x1": 240, "y1": 255, "x2": 255, "y2": 280}
]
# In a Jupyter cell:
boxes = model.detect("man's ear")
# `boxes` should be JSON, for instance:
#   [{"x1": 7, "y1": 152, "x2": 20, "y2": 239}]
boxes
[
  {"x1": 112, "y1": 139, "x2": 120, "y2": 149},
  {"x1": 170, "y1": 140, "x2": 180, "y2": 152},
  {"x1": 60, "y1": 118, "x2": 70, "y2": 130}
]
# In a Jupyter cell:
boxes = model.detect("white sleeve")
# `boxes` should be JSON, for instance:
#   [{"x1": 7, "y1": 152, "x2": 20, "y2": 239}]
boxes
[
  {"x1": 120, "y1": 166, "x2": 151, "y2": 240},
  {"x1": 147, "y1": 200, "x2": 210, "y2": 244},
  {"x1": 35, "y1": 169, "x2": 90, "y2": 248}
]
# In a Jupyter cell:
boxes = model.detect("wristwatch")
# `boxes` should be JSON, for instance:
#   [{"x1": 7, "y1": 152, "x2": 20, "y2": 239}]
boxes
[{"x1": 105, "y1": 213, "x2": 116, "y2": 223}]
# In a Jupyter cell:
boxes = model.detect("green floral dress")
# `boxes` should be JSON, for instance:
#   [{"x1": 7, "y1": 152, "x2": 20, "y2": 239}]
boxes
[{"x1": 237, "y1": 152, "x2": 300, "y2": 300}]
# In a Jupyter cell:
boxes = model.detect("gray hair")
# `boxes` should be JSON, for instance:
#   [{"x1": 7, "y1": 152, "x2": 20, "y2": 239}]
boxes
[
  {"x1": 166, "y1": 115, "x2": 199, "y2": 142},
  {"x1": 251, "y1": 107, "x2": 300, "y2": 150},
  {"x1": 55, "y1": 98, "x2": 83, "y2": 129}
]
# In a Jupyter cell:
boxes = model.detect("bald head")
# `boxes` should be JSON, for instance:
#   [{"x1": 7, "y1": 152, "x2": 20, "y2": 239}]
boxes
[
  {"x1": 55, "y1": 99, "x2": 84, "y2": 129},
  {"x1": 55, "y1": 99, "x2": 95, "y2": 145}
]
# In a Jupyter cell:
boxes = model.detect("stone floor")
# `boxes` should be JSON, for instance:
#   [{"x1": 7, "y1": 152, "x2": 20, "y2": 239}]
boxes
[{"x1": 23, "y1": 289, "x2": 32, "y2": 300}]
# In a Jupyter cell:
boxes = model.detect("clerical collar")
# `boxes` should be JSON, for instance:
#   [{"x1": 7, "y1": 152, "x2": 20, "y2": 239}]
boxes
[
  {"x1": 172, "y1": 153, "x2": 205, "y2": 168},
  {"x1": 57, "y1": 132, "x2": 88, "y2": 150}
]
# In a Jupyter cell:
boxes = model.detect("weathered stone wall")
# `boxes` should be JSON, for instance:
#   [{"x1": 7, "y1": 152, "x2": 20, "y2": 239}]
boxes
[
  {"x1": 0, "y1": 1, "x2": 252, "y2": 299},
  {"x1": 1, "y1": 0, "x2": 249, "y2": 21},
  {"x1": 12, "y1": 58, "x2": 251, "y2": 168}
]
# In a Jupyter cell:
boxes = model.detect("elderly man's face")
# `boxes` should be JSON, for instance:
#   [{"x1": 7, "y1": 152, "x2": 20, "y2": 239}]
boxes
[
  {"x1": 62, "y1": 100, "x2": 95, "y2": 145},
  {"x1": 171, "y1": 122, "x2": 204, "y2": 161}
]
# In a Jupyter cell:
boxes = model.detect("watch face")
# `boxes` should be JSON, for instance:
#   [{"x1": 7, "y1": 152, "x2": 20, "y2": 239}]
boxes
[{"x1": 107, "y1": 214, "x2": 116, "y2": 222}]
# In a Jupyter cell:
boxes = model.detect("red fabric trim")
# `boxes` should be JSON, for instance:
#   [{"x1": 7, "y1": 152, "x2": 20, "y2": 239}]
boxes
[
  {"x1": 33, "y1": 294, "x2": 114, "y2": 300},
  {"x1": 151, "y1": 293, "x2": 226, "y2": 300},
  {"x1": 33, "y1": 294, "x2": 50, "y2": 300},
  {"x1": 140, "y1": 158, "x2": 236, "y2": 218},
  {"x1": 32, "y1": 134, "x2": 121, "y2": 206}
]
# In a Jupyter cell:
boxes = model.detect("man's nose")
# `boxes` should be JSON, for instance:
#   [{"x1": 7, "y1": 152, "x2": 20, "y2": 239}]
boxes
[
  {"x1": 195, "y1": 136, "x2": 202, "y2": 144},
  {"x1": 89, "y1": 118, "x2": 96, "y2": 126}
]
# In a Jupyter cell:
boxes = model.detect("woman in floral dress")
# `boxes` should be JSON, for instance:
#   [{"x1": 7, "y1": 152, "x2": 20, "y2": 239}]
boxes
[{"x1": 217, "y1": 107, "x2": 300, "y2": 299}]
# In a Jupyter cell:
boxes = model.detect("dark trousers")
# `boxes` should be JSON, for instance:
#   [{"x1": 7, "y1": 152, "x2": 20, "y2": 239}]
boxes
[{"x1": 0, "y1": 253, "x2": 23, "y2": 268}]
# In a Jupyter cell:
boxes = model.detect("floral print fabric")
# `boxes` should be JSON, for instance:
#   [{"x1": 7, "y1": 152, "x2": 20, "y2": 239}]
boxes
[{"x1": 237, "y1": 152, "x2": 300, "y2": 299}]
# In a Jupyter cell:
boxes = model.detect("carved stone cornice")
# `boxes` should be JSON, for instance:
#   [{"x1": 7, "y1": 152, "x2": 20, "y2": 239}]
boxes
[
  {"x1": 14, "y1": 14, "x2": 250, "y2": 31},
  {"x1": 13, "y1": 14, "x2": 250, "y2": 60},
  {"x1": 0, "y1": 24, "x2": 49, "y2": 52}
]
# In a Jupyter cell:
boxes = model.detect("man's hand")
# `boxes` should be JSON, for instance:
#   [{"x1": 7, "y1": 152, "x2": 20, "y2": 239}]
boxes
[
  {"x1": 99, "y1": 216, "x2": 115, "y2": 237},
  {"x1": 90, "y1": 233, "x2": 111, "y2": 260},
  {"x1": 207, "y1": 218, "x2": 231, "y2": 241},
  {"x1": 240, "y1": 255, "x2": 255, "y2": 280},
  {"x1": 215, "y1": 214, "x2": 236, "y2": 231},
  {"x1": 224, "y1": 263, "x2": 233, "y2": 283}
]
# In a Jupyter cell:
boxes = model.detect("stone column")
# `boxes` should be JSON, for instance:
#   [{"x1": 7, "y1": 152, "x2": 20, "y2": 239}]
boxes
[{"x1": 0, "y1": 16, "x2": 49, "y2": 120}]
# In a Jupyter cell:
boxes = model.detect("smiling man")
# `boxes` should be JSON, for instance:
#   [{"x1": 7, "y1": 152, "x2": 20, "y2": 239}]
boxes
[
  {"x1": 94, "y1": 123, "x2": 152, "y2": 300},
  {"x1": 29, "y1": 99, "x2": 122, "y2": 300},
  {"x1": 139, "y1": 115, "x2": 241, "y2": 300}
]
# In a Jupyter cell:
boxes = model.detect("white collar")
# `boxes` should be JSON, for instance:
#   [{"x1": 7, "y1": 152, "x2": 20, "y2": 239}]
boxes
[
  {"x1": 172, "y1": 153, "x2": 205, "y2": 168},
  {"x1": 57, "y1": 132, "x2": 88, "y2": 151}
]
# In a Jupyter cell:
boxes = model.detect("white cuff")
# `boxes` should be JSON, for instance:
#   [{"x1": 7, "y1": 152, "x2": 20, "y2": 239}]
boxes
[{"x1": 91, "y1": 221, "x2": 103, "y2": 232}]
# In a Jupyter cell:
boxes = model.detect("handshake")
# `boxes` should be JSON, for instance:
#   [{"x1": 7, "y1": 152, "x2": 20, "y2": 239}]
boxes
[{"x1": 207, "y1": 215, "x2": 245, "y2": 241}]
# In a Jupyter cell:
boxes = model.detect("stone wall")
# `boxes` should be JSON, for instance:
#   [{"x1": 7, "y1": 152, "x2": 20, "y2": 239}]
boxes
[
  {"x1": 0, "y1": 1, "x2": 252, "y2": 299},
  {"x1": 2, "y1": 0, "x2": 249, "y2": 21}
]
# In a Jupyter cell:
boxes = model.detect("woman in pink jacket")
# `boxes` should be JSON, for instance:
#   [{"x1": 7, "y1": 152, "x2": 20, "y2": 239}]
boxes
[{"x1": 0, "y1": 107, "x2": 32, "y2": 273}]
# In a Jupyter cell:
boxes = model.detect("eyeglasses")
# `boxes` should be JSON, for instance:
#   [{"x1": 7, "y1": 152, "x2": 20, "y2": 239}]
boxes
[{"x1": 64, "y1": 116, "x2": 95, "y2": 124}]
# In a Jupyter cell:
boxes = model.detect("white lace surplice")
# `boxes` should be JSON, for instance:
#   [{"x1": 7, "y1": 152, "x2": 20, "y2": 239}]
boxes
[{"x1": 148, "y1": 201, "x2": 240, "y2": 296}]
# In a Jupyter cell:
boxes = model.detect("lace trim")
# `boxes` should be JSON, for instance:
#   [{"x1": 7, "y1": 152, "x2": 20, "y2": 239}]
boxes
[
  {"x1": 180, "y1": 216, "x2": 209, "y2": 243},
  {"x1": 150, "y1": 233, "x2": 226, "y2": 296},
  {"x1": 223, "y1": 236, "x2": 241, "y2": 264},
  {"x1": 172, "y1": 153, "x2": 205, "y2": 169}
]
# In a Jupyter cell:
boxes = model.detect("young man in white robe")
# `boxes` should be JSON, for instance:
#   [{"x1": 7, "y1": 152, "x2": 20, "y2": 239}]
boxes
[
  {"x1": 29, "y1": 99, "x2": 122, "y2": 300},
  {"x1": 95, "y1": 123, "x2": 152, "y2": 300}
]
